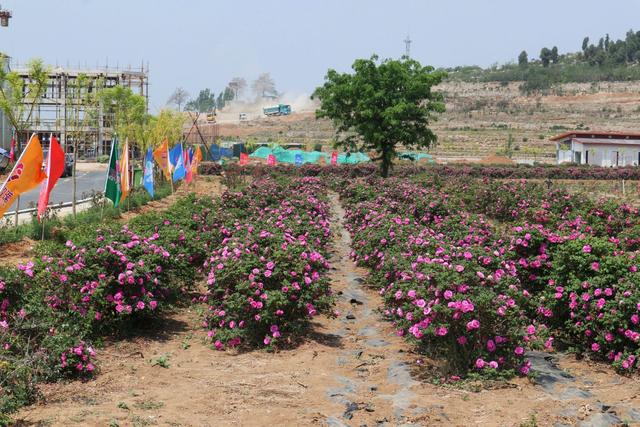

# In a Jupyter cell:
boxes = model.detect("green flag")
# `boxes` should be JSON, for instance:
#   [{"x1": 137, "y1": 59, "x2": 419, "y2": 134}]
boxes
[{"x1": 104, "y1": 138, "x2": 121, "y2": 207}]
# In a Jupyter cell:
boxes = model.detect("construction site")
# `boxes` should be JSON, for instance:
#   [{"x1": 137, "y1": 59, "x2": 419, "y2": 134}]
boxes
[{"x1": 1, "y1": 58, "x2": 149, "y2": 158}]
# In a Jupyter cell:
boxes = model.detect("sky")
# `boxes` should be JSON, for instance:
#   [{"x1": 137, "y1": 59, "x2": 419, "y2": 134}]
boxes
[{"x1": 2, "y1": 0, "x2": 640, "y2": 111}]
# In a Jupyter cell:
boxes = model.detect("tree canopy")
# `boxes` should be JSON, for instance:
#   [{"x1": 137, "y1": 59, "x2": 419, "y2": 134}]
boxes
[
  {"x1": 167, "y1": 87, "x2": 189, "y2": 111},
  {"x1": 185, "y1": 88, "x2": 217, "y2": 113},
  {"x1": 313, "y1": 55, "x2": 446, "y2": 177},
  {"x1": 0, "y1": 57, "x2": 48, "y2": 138},
  {"x1": 98, "y1": 85, "x2": 148, "y2": 145}
]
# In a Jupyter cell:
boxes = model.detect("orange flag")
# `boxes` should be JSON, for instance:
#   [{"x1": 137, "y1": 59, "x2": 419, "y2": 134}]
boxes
[
  {"x1": 120, "y1": 138, "x2": 130, "y2": 202},
  {"x1": 191, "y1": 146, "x2": 203, "y2": 176},
  {"x1": 153, "y1": 139, "x2": 171, "y2": 180},
  {"x1": 0, "y1": 133, "x2": 47, "y2": 217}
]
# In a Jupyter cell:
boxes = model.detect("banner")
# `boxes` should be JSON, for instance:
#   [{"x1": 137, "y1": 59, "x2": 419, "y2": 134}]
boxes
[
  {"x1": 37, "y1": 135, "x2": 65, "y2": 219},
  {"x1": 192, "y1": 146, "x2": 203, "y2": 175},
  {"x1": 0, "y1": 134, "x2": 47, "y2": 217},
  {"x1": 330, "y1": 151, "x2": 338, "y2": 165},
  {"x1": 170, "y1": 143, "x2": 186, "y2": 182},
  {"x1": 239, "y1": 152, "x2": 248, "y2": 166},
  {"x1": 120, "y1": 139, "x2": 130, "y2": 202},
  {"x1": 267, "y1": 154, "x2": 276, "y2": 166},
  {"x1": 153, "y1": 139, "x2": 171, "y2": 180},
  {"x1": 185, "y1": 148, "x2": 193, "y2": 184},
  {"x1": 9, "y1": 135, "x2": 15, "y2": 163},
  {"x1": 143, "y1": 147, "x2": 154, "y2": 198},
  {"x1": 295, "y1": 153, "x2": 303, "y2": 166},
  {"x1": 104, "y1": 138, "x2": 121, "y2": 207}
]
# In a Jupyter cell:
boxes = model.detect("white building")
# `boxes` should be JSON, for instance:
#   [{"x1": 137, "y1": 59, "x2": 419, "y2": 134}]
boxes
[{"x1": 553, "y1": 131, "x2": 640, "y2": 167}]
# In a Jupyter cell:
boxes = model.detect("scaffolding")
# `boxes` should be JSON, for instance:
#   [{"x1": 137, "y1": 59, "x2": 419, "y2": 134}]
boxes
[{"x1": 9, "y1": 61, "x2": 149, "y2": 158}]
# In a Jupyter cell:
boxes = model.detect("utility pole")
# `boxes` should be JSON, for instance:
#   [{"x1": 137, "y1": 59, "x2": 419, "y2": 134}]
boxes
[
  {"x1": 404, "y1": 35, "x2": 412, "y2": 58},
  {"x1": 0, "y1": 4, "x2": 12, "y2": 27}
]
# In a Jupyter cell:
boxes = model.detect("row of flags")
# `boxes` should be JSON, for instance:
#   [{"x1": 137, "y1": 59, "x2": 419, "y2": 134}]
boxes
[
  {"x1": 104, "y1": 138, "x2": 203, "y2": 208},
  {"x1": 0, "y1": 134, "x2": 204, "y2": 221},
  {"x1": 0, "y1": 133, "x2": 64, "y2": 219}
]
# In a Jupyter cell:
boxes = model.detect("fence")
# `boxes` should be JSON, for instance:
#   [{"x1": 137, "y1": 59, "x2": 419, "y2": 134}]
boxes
[{"x1": 2, "y1": 195, "x2": 101, "y2": 225}]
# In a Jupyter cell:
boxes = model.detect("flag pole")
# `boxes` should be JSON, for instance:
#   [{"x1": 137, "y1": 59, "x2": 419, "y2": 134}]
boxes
[{"x1": 14, "y1": 196, "x2": 19, "y2": 228}]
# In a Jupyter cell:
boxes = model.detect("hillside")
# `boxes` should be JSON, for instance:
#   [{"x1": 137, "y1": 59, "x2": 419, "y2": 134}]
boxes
[{"x1": 217, "y1": 80, "x2": 640, "y2": 163}]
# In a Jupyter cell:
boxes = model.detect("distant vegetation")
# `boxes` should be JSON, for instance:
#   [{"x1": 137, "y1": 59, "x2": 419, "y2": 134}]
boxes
[{"x1": 447, "y1": 29, "x2": 640, "y2": 93}]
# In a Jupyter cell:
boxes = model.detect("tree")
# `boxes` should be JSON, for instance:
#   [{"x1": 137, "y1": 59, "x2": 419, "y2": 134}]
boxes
[
  {"x1": 0, "y1": 56, "x2": 48, "y2": 143},
  {"x1": 252, "y1": 73, "x2": 277, "y2": 99},
  {"x1": 312, "y1": 55, "x2": 446, "y2": 178},
  {"x1": 98, "y1": 85, "x2": 148, "y2": 146},
  {"x1": 550, "y1": 46, "x2": 559, "y2": 64},
  {"x1": 582, "y1": 37, "x2": 590, "y2": 53},
  {"x1": 540, "y1": 48, "x2": 552, "y2": 67},
  {"x1": 167, "y1": 87, "x2": 189, "y2": 111},
  {"x1": 185, "y1": 89, "x2": 216, "y2": 113},
  {"x1": 228, "y1": 77, "x2": 247, "y2": 100},
  {"x1": 216, "y1": 87, "x2": 235, "y2": 109},
  {"x1": 65, "y1": 74, "x2": 104, "y2": 216},
  {"x1": 518, "y1": 50, "x2": 528, "y2": 67}
]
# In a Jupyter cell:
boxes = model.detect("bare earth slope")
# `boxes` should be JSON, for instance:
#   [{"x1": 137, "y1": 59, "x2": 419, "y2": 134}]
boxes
[{"x1": 216, "y1": 81, "x2": 640, "y2": 163}]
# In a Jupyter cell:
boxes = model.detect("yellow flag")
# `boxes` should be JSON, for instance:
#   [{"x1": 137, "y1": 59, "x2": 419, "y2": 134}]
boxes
[
  {"x1": 0, "y1": 134, "x2": 47, "y2": 217},
  {"x1": 120, "y1": 138, "x2": 130, "y2": 202},
  {"x1": 153, "y1": 139, "x2": 171, "y2": 180}
]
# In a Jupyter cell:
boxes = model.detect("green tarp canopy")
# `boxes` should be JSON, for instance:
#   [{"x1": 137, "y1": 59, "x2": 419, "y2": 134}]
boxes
[
  {"x1": 398, "y1": 151, "x2": 435, "y2": 163},
  {"x1": 249, "y1": 147, "x2": 370, "y2": 165}
]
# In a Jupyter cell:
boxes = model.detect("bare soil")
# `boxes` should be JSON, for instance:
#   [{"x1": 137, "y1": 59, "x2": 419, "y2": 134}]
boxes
[{"x1": 13, "y1": 191, "x2": 640, "y2": 427}]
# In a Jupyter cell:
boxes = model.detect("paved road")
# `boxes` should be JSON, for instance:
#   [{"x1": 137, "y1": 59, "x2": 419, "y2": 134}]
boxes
[{"x1": 13, "y1": 168, "x2": 107, "y2": 210}]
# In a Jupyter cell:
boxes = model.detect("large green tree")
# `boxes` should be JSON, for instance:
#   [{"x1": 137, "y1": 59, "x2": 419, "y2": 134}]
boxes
[{"x1": 312, "y1": 55, "x2": 446, "y2": 177}]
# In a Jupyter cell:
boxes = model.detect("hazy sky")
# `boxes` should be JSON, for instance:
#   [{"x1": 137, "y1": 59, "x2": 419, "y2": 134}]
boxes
[{"x1": 3, "y1": 0, "x2": 640, "y2": 111}]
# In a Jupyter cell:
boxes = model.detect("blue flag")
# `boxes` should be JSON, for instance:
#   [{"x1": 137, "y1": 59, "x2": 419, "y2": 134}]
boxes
[
  {"x1": 295, "y1": 153, "x2": 303, "y2": 166},
  {"x1": 143, "y1": 147, "x2": 154, "y2": 198},
  {"x1": 170, "y1": 143, "x2": 186, "y2": 182}
]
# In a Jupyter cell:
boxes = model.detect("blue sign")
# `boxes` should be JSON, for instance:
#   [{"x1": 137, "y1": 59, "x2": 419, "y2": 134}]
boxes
[{"x1": 295, "y1": 153, "x2": 303, "y2": 166}]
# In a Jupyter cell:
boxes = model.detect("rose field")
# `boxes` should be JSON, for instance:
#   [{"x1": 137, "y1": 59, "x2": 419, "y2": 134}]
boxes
[{"x1": 4, "y1": 166, "x2": 640, "y2": 426}]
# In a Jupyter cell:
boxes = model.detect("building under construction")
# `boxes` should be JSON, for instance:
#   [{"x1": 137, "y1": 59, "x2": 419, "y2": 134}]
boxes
[{"x1": 4, "y1": 60, "x2": 148, "y2": 158}]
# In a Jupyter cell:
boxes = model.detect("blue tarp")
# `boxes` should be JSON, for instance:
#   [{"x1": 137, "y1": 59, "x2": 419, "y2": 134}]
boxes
[{"x1": 209, "y1": 145, "x2": 234, "y2": 161}]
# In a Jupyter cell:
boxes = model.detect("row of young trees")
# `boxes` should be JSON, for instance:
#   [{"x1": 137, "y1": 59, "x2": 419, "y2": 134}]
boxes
[
  {"x1": 517, "y1": 29, "x2": 640, "y2": 69},
  {"x1": 167, "y1": 73, "x2": 278, "y2": 113}
]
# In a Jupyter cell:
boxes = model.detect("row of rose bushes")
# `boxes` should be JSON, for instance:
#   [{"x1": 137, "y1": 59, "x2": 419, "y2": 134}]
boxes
[
  {"x1": 201, "y1": 162, "x2": 640, "y2": 181},
  {"x1": 0, "y1": 194, "x2": 220, "y2": 418},
  {"x1": 203, "y1": 177, "x2": 334, "y2": 348},
  {"x1": 0, "y1": 176, "x2": 333, "y2": 420},
  {"x1": 336, "y1": 176, "x2": 640, "y2": 377}
]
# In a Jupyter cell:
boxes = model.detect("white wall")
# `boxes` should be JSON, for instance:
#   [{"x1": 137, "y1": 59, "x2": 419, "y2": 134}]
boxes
[{"x1": 583, "y1": 145, "x2": 640, "y2": 167}]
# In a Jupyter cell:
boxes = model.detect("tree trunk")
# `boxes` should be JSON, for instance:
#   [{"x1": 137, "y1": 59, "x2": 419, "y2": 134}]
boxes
[{"x1": 380, "y1": 146, "x2": 392, "y2": 178}]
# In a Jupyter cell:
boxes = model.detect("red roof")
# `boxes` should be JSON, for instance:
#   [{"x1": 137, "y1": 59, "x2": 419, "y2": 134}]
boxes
[{"x1": 550, "y1": 131, "x2": 640, "y2": 141}]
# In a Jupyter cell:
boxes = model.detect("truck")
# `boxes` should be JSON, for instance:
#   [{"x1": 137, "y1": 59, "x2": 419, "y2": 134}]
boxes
[{"x1": 263, "y1": 104, "x2": 291, "y2": 117}]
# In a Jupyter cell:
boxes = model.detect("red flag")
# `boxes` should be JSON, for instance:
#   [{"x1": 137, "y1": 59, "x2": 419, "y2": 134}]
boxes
[
  {"x1": 267, "y1": 154, "x2": 276, "y2": 166},
  {"x1": 37, "y1": 136, "x2": 65, "y2": 220},
  {"x1": 331, "y1": 151, "x2": 338, "y2": 165},
  {"x1": 185, "y1": 149, "x2": 193, "y2": 184},
  {"x1": 9, "y1": 135, "x2": 15, "y2": 163},
  {"x1": 239, "y1": 153, "x2": 248, "y2": 166}
]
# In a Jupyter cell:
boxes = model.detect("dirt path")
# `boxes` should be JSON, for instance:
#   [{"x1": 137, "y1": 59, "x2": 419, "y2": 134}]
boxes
[{"x1": 14, "y1": 190, "x2": 640, "y2": 427}]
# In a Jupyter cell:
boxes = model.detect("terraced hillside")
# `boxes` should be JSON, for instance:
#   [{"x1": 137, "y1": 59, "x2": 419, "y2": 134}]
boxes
[{"x1": 218, "y1": 81, "x2": 640, "y2": 163}]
